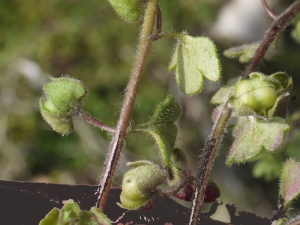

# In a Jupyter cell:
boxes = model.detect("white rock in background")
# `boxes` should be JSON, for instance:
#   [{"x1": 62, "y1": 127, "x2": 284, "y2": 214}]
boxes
[{"x1": 211, "y1": 0, "x2": 278, "y2": 42}]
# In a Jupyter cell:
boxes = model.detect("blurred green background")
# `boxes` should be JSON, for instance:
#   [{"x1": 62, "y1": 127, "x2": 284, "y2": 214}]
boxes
[{"x1": 1, "y1": 0, "x2": 300, "y2": 222}]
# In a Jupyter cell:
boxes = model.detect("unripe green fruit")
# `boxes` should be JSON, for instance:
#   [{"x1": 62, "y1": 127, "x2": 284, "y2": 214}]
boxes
[
  {"x1": 119, "y1": 160, "x2": 167, "y2": 210},
  {"x1": 40, "y1": 98, "x2": 73, "y2": 135},
  {"x1": 235, "y1": 77, "x2": 277, "y2": 112},
  {"x1": 120, "y1": 169, "x2": 149, "y2": 210},
  {"x1": 43, "y1": 98, "x2": 60, "y2": 115},
  {"x1": 43, "y1": 77, "x2": 87, "y2": 115}
]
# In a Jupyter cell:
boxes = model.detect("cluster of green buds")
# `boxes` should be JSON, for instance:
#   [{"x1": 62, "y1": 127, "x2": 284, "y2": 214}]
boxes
[
  {"x1": 232, "y1": 72, "x2": 292, "y2": 117},
  {"x1": 118, "y1": 160, "x2": 167, "y2": 210},
  {"x1": 39, "y1": 77, "x2": 87, "y2": 135}
]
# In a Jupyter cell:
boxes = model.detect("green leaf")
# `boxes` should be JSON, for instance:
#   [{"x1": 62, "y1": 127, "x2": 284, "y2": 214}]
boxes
[
  {"x1": 90, "y1": 207, "x2": 111, "y2": 225},
  {"x1": 226, "y1": 116, "x2": 289, "y2": 165},
  {"x1": 169, "y1": 35, "x2": 221, "y2": 95},
  {"x1": 280, "y1": 159, "x2": 300, "y2": 208},
  {"x1": 291, "y1": 17, "x2": 300, "y2": 44},
  {"x1": 61, "y1": 200, "x2": 80, "y2": 223},
  {"x1": 107, "y1": 0, "x2": 143, "y2": 23},
  {"x1": 252, "y1": 152, "x2": 282, "y2": 181},
  {"x1": 210, "y1": 77, "x2": 238, "y2": 105},
  {"x1": 39, "y1": 208, "x2": 60, "y2": 225},
  {"x1": 224, "y1": 43, "x2": 259, "y2": 64},
  {"x1": 134, "y1": 95, "x2": 182, "y2": 175},
  {"x1": 224, "y1": 40, "x2": 278, "y2": 63},
  {"x1": 39, "y1": 200, "x2": 112, "y2": 225}
]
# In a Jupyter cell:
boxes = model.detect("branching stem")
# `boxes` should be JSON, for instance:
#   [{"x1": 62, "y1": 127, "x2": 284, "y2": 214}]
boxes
[
  {"x1": 97, "y1": 0, "x2": 158, "y2": 210},
  {"x1": 189, "y1": 1, "x2": 300, "y2": 224}
]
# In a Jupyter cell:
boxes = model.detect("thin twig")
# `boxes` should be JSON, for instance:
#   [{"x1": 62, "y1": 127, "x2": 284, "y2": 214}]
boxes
[
  {"x1": 243, "y1": 0, "x2": 300, "y2": 78},
  {"x1": 189, "y1": 1, "x2": 300, "y2": 224},
  {"x1": 97, "y1": 0, "x2": 158, "y2": 210},
  {"x1": 261, "y1": 0, "x2": 277, "y2": 20},
  {"x1": 77, "y1": 110, "x2": 115, "y2": 133},
  {"x1": 159, "y1": 176, "x2": 195, "y2": 198}
]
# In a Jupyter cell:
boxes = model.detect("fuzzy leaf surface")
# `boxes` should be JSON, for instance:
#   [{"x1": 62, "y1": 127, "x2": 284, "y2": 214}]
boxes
[
  {"x1": 210, "y1": 78, "x2": 238, "y2": 105},
  {"x1": 135, "y1": 95, "x2": 182, "y2": 172},
  {"x1": 169, "y1": 35, "x2": 221, "y2": 95},
  {"x1": 108, "y1": 0, "x2": 143, "y2": 23},
  {"x1": 43, "y1": 77, "x2": 87, "y2": 114},
  {"x1": 39, "y1": 200, "x2": 111, "y2": 225},
  {"x1": 224, "y1": 40, "x2": 278, "y2": 63},
  {"x1": 280, "y1": 159, "x2": 300, "y2": 208},
  {"x1": 227, "y1": 116, "x2": 289, "y2": 165}
]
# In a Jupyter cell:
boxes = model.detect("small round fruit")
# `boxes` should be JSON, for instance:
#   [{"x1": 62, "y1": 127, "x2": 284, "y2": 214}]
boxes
[{"x1": 235, "y1": 77, "x2": 277, "y2": 112}]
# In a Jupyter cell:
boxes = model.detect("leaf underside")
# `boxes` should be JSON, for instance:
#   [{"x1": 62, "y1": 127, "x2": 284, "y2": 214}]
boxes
[{"x1": 169, "y1": 35, "x2": 221, "y2": 95}]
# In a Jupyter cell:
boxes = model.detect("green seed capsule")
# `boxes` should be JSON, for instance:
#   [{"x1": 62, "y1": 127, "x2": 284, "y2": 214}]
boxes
[
  {"x1": 119, "y1": 169, "x2": 149, "y2": 210},
  {"x1": 119, "y1": 160, "x2": 167, "y2": 210},
  {"x1": 39, "y1": 98, "x2": 73, "y2": 135},
  {"x1": 43, "y1": 77, "x2": 87, "y2": 115},
  {"x1": 235, "y1": 77, "x2": 278, "y2": 112}
]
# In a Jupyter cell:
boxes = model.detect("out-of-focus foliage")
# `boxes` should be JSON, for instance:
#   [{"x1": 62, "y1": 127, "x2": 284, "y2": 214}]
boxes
[
  {"x1": 1, "y1": 0, "x2": 300, "y2": 220},
  {"x1": 0, "y1": 0, "x2": 224, "y2": 184}
]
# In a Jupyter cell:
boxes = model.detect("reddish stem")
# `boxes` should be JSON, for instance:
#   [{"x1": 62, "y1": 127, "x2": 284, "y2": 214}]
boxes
[{"x1": 261, "y1": 0, "x2": 277, "y2": 20}]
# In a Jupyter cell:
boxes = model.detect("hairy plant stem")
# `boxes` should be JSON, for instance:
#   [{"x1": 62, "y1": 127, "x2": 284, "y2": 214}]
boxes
[
  {"x1": 97, "y1": 0, "x2": 158, "y2": 210},
  {"x1": 77, "y1": 110, "x2": 115, "y2": 133},
  {"x1": 189, "y1": 104, "x2": 232, "y2": 225},
  {"x1": 190, "y1": 1, "x2": 300, "y2": 224}
]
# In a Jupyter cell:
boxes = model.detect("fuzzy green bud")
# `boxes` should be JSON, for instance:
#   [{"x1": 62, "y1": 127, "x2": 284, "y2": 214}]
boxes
[
  {"x1": 40, "y1": 77, "x2": 87, "y2": 135},
  {"x1": 43, "y1": 77, "x2": 87, "y2": 115},
  {"x1": 39, "y1": 98, "x2": 73, "y2": 135}
]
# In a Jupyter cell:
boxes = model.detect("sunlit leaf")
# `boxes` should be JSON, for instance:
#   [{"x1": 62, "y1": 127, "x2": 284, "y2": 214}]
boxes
[{"x1": 169, "y1": 35, "x2": 221, "y2": 95}]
